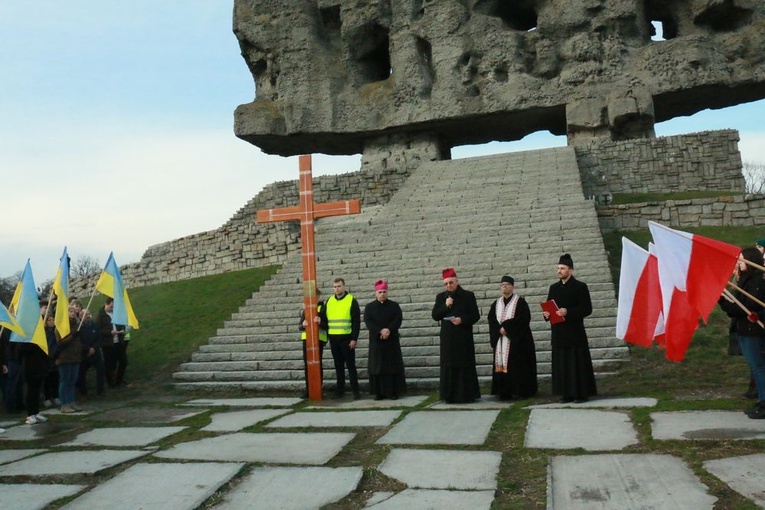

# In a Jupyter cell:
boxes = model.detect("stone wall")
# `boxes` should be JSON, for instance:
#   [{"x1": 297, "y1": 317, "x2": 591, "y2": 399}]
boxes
[
  {"x1": 575, "y1": 130, "x2": 744, "y2": 200},
  {"x1": 597, "y1": 194, "x2": 765, "y2": 232}
]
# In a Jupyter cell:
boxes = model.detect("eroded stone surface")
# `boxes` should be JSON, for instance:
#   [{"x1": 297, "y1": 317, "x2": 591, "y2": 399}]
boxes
[
  {"x1": 154, "y1": 432, "x2": 354, "y2": 465},
  {"x1": 525, "y1": 408, "x2": 638, "y2": 450},
  {"x1": 63, "y1": 462, "x2": 243, "y2": 510},
  {"x1": 651, "y1": 411, "x2": 765, "y2": 441},
  {"x1": 703, "y1": 454, "x2": 765, "y2": 508},
  {"x1": 214, "y1": 466, "x2": 363, "y2": 509},
  {"x1": 548, "y1": 454, "x2": 717, "y2": 509},
  {"x1": 234, "y1": 1, "x2": 765, "y2": 154}
]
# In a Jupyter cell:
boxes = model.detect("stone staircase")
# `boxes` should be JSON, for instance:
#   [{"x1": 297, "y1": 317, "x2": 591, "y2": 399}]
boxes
[{"x1": 173, "y1": 147, "x2": 629, "y2": 392}]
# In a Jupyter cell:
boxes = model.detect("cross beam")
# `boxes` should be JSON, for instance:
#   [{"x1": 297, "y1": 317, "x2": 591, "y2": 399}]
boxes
[{"x1": 257, "y1": 155, "x2": 361, "y2": 400}]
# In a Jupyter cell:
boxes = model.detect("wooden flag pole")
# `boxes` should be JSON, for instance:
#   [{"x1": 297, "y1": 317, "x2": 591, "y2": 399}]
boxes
[
  {"x1": 78, "y1": 287, "x2": 99, "y2": 330},
  {"x1": 741, "y1": 258, "x2": 765, "y2": 272},
  {"x1": 726, "y1": 281, "x2": 765, "y2": 309},
  {"x1": 722, "y1": 288, "x2": 765, "y2": 328}
]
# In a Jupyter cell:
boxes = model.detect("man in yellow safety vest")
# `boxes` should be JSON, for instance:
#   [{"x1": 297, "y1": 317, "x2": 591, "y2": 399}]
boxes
[{"x1": 319, "y1": 278, "x2": 361, "y2": 399}]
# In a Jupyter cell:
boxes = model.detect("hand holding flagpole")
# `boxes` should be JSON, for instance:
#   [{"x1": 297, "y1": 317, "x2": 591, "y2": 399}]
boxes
[{"x1": 722, "y1": 288, "x2": 765, "y2": 328}]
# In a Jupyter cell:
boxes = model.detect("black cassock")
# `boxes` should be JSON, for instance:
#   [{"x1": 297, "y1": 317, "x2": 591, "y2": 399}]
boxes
[
  {"x1": 547, "y1": 276, "x2": 597, "y2": 399},
  {"x1": 432, "y1": 285, "x2": 481, "y2": 403},
  {"x1": 488, "y1": 295, "x2": 538, "y2": 400},
  {"x1": 364, "y1": 299, "x2": 406, "y2": 399}
]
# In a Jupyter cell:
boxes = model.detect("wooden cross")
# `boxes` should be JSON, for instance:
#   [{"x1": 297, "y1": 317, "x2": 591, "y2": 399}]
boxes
[{"x1": 257, "y1": 155, "x2": 361, "y2": 400}]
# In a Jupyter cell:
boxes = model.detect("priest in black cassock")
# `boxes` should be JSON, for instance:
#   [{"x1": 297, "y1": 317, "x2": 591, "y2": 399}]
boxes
[
  {"x1": 543, "y1": 254, "x2": 597, "y2": 403},
  {"x1": 432, "y1": 268, "x2": 481, "y2": 403},
  {"x1": 488, "y1": 275, "x2": 538, "y2": 400},
  {"x1": 364, "y1": 280, "x2": 406, "y2": 400}
]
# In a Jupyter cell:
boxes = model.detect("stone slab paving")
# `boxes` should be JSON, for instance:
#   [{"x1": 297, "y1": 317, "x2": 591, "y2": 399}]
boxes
[
  {"x1": 703, "y1": 454, "x2": 765, "y2": 508},
  {"x1": 365, "y1": 489, "x2": 496, "y2": 509},
  {"x1": 377, "y1": 410, "x2": 499, "y2": 445},
  {"x1": 213, "y1": 466, "x2": 363, "y2": 509},
  {"x1": 525, "y1": 408, "x2": 638, "y2": 451},
  {"x1": 98, "y1": 406, "x2": 204, "y2": 423},
  {"x1": 0, "y1": 450, "x2": 149, "y2": 476},
  {"x1": 651, "y1": 411, "x2": 765, "y2": 440},
  {"x1": 62, "y1": 426, "x2": 187, "y2": 447},
  {"x1": 307, "y1": 395, "x2": 428, "y2": 409},
  {"x1": 548, "y1": 454, "x2": 717, "y2": 509},
  {"x1": 0, "y1": 449, "x2": 45, "y2": 465},
  {"x1": 62, "y1": 462, "x2": 244, "y2": 510},
  {"x1": 182, "y1": 397, "x2": 301, "y2": 407},
  {"x1": 1, "y1": 483, "x2": 85, "y2": 510},
  {"x1": 155, "y1": 432, "x2": 355, "y2": 465},
  {"x1": 527, "y1": 397, "x2": 658, "y2": 409},
  {"x1": 202, "y1": 409, "x2": 292, "y2": 432},
  {"x1": 379, "y1": 448, "x2": 502, "y2": 490},
  {"x1": 429, "y1": 395, "x2": 516, "y2": 410},
  {"x1": 266, "y1": 410, "x2": 402, "y2": 428},
  {"x1": 0, "y1": 424, "x2": 62, "y2": 442}
]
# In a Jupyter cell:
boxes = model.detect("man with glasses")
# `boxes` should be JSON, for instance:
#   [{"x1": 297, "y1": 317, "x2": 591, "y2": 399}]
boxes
[{"x1": 432, "y1": 268, "x2": 481, "y2": 403}]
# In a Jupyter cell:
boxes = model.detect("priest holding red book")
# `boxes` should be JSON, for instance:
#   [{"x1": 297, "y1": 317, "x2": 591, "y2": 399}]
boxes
[{"x1": 543, "y1": 254, "x2": 597, "y2": 403}]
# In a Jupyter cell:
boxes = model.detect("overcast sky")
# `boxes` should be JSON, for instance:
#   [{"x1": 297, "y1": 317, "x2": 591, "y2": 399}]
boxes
[{"x1": 2, "y1": 2, "x2": 764, "y2": 284}]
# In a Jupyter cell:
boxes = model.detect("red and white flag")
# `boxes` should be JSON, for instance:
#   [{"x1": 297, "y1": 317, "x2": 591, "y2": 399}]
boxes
[
  {"x1": 616, "y1": 238, "x2": 663, "y2": 348},
  {"x1": 648, "y1": 221, "x2": 740, "y2": 361}
]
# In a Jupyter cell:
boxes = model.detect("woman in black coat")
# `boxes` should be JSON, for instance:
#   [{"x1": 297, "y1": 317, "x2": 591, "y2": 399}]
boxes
[{"x1": 719, "y1": 247, "x2": 765, "y2": 419}]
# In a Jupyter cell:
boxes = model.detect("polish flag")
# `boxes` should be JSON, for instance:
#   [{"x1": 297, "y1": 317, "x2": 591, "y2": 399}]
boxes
[
  {"x1": 648, "y1": 221, "x2": 740, "y2": 361},
  {"x1": 616, "y1": 238, "x2": 663, "y2": 348}
]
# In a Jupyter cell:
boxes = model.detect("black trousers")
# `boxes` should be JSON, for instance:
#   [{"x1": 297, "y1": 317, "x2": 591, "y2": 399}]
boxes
[
  {"x1": 103, "y1": 342, "x2": 128, "y2": 387},
  {"x1": 328, "y1": 335, "x2": 358, "y2": 394}
]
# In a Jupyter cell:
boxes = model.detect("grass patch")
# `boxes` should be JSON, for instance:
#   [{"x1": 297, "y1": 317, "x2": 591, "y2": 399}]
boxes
[
  {"x1": 79, "y1": 265, "x2": 279, "y2": 391},
  {"x1": 610, "y1": 191, "x2": 735, "y2": 205}
]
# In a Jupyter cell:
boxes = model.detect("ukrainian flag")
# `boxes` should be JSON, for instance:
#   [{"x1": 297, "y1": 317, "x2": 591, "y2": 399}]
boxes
[
  {"x1": 9, "y1": 260, "x2": 48, "y2": 354},
  {"x1": 95, "y1": 252, "x2": 139, "y2": 329},
  {"x1": 52, "y1": 247, "x2": 70, "y2": 338},
  {"x1": 0, "y1": 300, "x2": 24, "y2": 336}
]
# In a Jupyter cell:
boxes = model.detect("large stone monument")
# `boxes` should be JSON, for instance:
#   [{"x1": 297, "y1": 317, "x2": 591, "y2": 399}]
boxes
[{"x1": 233, "y1": 0, "x2": 765, "y2": 157}]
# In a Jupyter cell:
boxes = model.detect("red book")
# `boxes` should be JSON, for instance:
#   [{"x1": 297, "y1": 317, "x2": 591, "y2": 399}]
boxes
[{"x1": 540, "y1": 300, "x2": 565, "y2": 324}]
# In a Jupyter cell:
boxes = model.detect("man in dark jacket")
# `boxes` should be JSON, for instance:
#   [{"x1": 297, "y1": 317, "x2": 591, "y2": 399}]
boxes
[
  {"x1": 432, "y1": 268, "x2": 481, "y2": 403},
  {"x1": 77, "y1": 309, "x2": 105, "y2": 397},
  {"x1": 543, "y1": 254, "x2": 597, "y2": 403}
]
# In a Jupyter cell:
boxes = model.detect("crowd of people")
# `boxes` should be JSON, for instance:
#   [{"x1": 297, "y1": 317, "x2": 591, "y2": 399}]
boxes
[
  {"x1": 1, "y1": 297, "x2": 131, "y2": 429},
  {"x1": 298, "y1": 253, "x2": 598, "y2": 405}
]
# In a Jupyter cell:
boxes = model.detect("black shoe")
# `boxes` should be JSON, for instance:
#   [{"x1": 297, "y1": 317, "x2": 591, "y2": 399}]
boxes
[
  {"x1": 574, "y1": 397, "x2": 589, "y2": 403},
  {"x1": 746, "y1": 403, "x2": 765, "y2": 419},
  {"x1": 353, "y1": 392, "x2": 361, "y2": 400},
  {"x1": 333, "y1": 391, "x2": 345, "y2": 398},
  {"x1": 300, "y1": 392, "x2": 308, "y2": 399},
  {"x1": 374, "y1": 395, "x2": 384, "y2": 401},
  {"x1": 560, "y1": 397, "x2": 574, "y2": 403}
]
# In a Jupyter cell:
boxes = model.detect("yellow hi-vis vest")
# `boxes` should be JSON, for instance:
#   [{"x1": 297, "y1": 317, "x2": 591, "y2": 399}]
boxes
[
  {"x1": 301, "y1": 303, "x2": 328, "y2": 342},
  {"x1": 326, "y1": 293, "x2": 354, "y2": 335}
]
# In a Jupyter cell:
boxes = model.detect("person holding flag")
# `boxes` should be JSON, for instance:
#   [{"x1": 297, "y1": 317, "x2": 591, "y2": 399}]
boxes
[
  {"x1": 93, "y1": 253, "x2": 139, "y2": 388},
  {"x1": 9, "y1": 261, "x2": 51, "y2": 422},
  {"x1": 718, "y1": 247, "x2": 765, "y2": 420}
]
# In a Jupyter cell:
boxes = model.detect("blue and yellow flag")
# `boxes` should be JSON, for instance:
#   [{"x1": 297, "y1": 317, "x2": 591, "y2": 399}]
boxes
[
  {"x1": 52, "y1": 247, "x2": 70, "y2": 338},
  {"x1": 0, "y1": 300, "x2": 24, "y2": 336},
  {"x1": 95, "y1": 252, "x2": 139, "y2": 329},
  {"x1": 9, "y1": 260, "x2": 48, "y2": 354}
]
